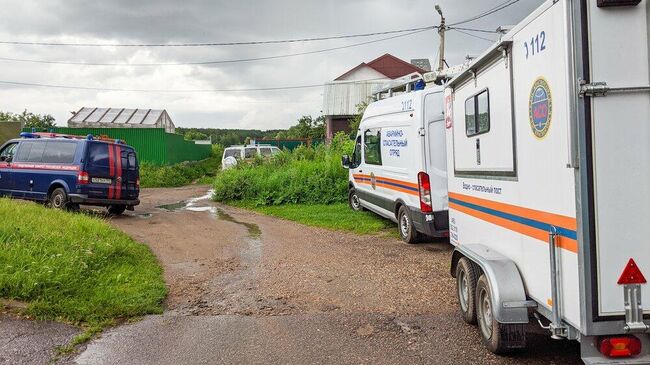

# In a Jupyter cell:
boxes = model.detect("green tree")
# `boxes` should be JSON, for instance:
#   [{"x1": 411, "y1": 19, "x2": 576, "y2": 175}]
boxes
[
  {"x1": 184, "y1": 130, "x2": 209, "y2": 141},
  {"x1": 277, "y1": 115, "x2": 325, "y2": 139},
  {"x1": 348, "y1": 102, "x2": 368, "y2": 138},
  {"x1": 0, "y1": 109, "x2": 56, "y2": 129}
]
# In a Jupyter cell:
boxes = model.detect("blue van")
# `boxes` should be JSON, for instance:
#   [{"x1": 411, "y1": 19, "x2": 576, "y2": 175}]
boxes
[{"x1": 0, "y1": 133, "x2": 140, "y2": 214}]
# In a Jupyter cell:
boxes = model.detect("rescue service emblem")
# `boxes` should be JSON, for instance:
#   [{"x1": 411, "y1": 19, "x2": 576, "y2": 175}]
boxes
[
  {"x1": 528, "y1": 77, "x2": 552, "y2": 139},
  {"x1": 370, "y1": 172, "x2": 376, "y2": 190}
]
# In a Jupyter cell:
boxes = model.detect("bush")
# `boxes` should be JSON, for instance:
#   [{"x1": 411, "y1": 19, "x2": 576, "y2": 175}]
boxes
[
  {"x1": 140, "y1": 155, "x2": 220, "y2": 188},
  {"x1": 212, "y1": 133, "x2": 354, "y2": 205}
]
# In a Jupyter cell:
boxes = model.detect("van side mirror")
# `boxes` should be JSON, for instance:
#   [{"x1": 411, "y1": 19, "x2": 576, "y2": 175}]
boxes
[{"x1": 341, "y1": 155, "x2": 350, "y2": 169}]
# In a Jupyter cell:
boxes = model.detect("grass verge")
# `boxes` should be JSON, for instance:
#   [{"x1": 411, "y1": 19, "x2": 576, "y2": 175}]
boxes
[
  {"x1": 0, "y1": 199, "x2": 166, "y2": 346},
  {"x1": 231, "y1": 201, "x2": 396, "y2": 235}
]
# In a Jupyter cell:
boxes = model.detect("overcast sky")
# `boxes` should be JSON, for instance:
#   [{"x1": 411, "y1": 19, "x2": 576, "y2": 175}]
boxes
[{"x1": 0, "y1": 0, "x2": 544, "y2": 130}]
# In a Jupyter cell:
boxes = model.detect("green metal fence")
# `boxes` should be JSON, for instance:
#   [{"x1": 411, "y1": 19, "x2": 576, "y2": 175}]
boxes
[
  {"x1": 22, "y1": 127, "x2": 211, "y2": 165},
  {"x1": 258, "y1": 138, "x2": 325, "y2": 151}
]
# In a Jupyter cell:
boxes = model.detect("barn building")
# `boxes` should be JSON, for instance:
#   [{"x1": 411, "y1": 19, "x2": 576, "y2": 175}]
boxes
[
  {"x1": 322, "y1": 54, "x2": 427, "y2": 141},
  {"x1": 68, "y1": 107, "x2": 175, "y2": 133}
]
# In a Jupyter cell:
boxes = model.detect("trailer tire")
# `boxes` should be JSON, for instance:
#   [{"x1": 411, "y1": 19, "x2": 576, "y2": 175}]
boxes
[
  {"x1": 348, "y1": 188, "x2": 364, "y2": 211},
  {"x1": 397, "y1": 205, "x2": 420, "y2": 244},
  {"x1": 476, "y1": 275, "x2": 526, "y2": 354},
  {"x1": 456, "y1": 257, "x2": 479, "y2": 325}
]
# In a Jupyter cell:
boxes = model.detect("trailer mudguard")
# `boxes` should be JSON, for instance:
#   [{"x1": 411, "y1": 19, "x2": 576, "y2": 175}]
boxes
[{"x1": 452, "y1": 244, "x2": 531, "y2": 324}]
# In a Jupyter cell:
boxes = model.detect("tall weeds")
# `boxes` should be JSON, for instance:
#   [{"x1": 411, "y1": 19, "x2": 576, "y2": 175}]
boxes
[{"x1": 212, "y1": 133, "x2": 353, "y2": 205}]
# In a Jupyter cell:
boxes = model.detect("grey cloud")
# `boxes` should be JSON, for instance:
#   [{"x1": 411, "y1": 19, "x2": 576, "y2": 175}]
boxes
[{"x1": 0, "y1": 0, "x2": 544, "y2": 129}]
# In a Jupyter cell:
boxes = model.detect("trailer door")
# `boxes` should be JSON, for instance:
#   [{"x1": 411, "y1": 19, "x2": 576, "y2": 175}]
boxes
[{"x1": 587, "y1": 1, "x2": 650, "y2": 317}]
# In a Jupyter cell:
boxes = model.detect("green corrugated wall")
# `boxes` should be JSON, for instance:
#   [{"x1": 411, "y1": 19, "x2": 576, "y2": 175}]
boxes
[
  {"x1": 22, "y1": 127, "x2": 211, "y2": 165},
  {"x1": 1, "y1": 122, "x2": 22, "y2": 145}
]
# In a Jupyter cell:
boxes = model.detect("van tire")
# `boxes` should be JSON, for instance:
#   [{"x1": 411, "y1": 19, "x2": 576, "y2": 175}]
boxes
[
  {"x1": 456, "y1": 257, "x2": 479, "y2": 325},
  {"x1": 475, "y1": 275, "x2": 526, "y2": 354},
  {"x1": 348, "y1": 188, "x2": 364, "y2": 211},
  {"x1": 49, "y1": 188, "x2": 70, "y2": 210},
  {"x1": 397, "y1": 206, "x2": 420, "y2": 244},
  {"x1": 107, "y1": 205, "x2": 127, "y2": 216}
]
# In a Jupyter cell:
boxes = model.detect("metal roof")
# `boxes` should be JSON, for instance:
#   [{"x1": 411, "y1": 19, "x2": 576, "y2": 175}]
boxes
[{"x1": 68, "y1": 107, "x2": 168, "y2": 125}]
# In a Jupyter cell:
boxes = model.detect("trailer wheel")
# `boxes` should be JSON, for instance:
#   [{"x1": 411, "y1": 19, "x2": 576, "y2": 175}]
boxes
[
  {"x1": 348, "y1": 188, "x2": 364, "y2": 211},
  {"x1": 475, "y1": 275, "x2": 526, "y2": 354},
  {"x1": 456, "y1": 257, "x2": 478, "y2": 325},
  {"x1": 397, "y1": 206, "x2": 420, "y2": 244}
]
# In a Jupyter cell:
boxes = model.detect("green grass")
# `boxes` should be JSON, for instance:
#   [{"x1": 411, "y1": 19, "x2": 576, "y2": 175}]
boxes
[
  {"x1": 140, "y1": 156, "x2": 220, "y2": 188},
  {"x1": 231, "y1": 201, "x2": 396, "y2": 235},
  {"x1": 0, "y1": 199, "x2": 166, "y2": 327}
]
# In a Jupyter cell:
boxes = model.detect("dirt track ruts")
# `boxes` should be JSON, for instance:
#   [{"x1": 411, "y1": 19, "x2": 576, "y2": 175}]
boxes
[{"x1": 72, "y1": 185, "x2": 581, "y2": 364}]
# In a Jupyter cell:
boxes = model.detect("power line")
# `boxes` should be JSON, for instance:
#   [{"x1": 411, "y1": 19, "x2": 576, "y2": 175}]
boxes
[
  {"x1": 0, "y1": 28, "x2": 434, "y2": 67},
  {"x1": 452, "y1": 29, "x2": 497, "y2": 43},
  {"x1": 0, "y1": 25, "x2": 436, "y2": 48},
  {"x1": 449, "y1": 0, "x2": 522, "y2": 27},
  {"x1": 449, "y1": 26, "x2": 500, "y2": 34},
  {"x1": 0, "y1": 77, "x2": 387, "y2": 94}
]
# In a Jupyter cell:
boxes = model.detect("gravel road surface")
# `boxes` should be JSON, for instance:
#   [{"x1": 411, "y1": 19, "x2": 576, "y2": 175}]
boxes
[{"x1": 72, "y1": 186, "x2": 581, "y2": 364}]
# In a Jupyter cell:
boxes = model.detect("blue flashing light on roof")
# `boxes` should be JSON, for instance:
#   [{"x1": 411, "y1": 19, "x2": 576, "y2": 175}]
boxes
[
  {"x1": 19, "y1": 132, "x2": 40, "y2": 139},
  {"x1": 414, "y1": 79, "x2": 426, "y2": 91},
  {"x1": 86, "y1": 134, "x2": 94, "y2": 140}
]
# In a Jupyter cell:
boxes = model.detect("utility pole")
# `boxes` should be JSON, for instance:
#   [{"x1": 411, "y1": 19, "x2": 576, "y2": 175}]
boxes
[{"x1": 435, "y1": 4, "x2": 446, "y2": 72}]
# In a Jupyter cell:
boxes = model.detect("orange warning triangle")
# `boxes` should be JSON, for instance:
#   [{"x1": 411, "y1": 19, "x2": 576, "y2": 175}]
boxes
[{"x1": 617, "y1": 258, "x2": 647, "y2": 285}]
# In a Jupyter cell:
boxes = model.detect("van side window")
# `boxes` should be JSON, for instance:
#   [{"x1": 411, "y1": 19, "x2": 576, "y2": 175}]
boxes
[
  {"x1": 223, "y1": 148, "x2": 241, "y2": 160},
  {"x1": 244, "y1": 148, "x2": 257, "y2": 159},
  {"x1": 14, "y1": 141, "x2": 44, "y2": 162},
  {"x1": 42, "y1": 141, "x2": 77, "y2": 164},
  {"x1": 352, "y1": 136, "x2": 362, "y2": 167},
  {"x1": 364, "y1": 128, "x2": 382, "y2": 165},
  {"x1": 0, "y1": 142, "x2": 18, "y2": 162},
  {"x1": 465, "y1": 89, "x2": 490, "y2": 137},
  {"x1": 260, "y1": 148, "x2": 272, "y2": 157}
]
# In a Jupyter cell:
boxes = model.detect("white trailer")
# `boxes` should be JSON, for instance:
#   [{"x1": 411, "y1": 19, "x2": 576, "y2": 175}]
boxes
[{"x1": 444, "y1": 0, "x2": 650, "y2": 362}]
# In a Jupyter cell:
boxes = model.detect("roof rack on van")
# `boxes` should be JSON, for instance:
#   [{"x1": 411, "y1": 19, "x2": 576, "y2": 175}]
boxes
[
  {"x1": 372, "y1": 72, "x2": 425, "y2": 101},
  {"x1": 19, "y1": 132, "x2": 126, "y2": 145}
]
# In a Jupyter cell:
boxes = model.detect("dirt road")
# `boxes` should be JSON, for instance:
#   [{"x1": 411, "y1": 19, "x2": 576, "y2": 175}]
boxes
[{"x1": 73, "y1": 186, "x2": 580, "y2": 364}]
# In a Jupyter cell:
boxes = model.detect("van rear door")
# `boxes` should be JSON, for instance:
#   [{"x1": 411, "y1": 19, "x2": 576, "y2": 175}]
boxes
[
  {"x1": 586, "y1": 1, "x2": 650, "y2": 318},
  {"x1": 119, "y1": 146, "x2": 139, "y2": 200},
  {"x1": 423, "y1": 90, "x2": 447, "y2": 213},
  {"x1": 85, "y1": 142, "x2": 138, "y2": 201}
]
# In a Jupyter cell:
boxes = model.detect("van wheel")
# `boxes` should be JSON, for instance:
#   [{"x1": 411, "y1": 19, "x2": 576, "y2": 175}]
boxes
[
  {"x1": 107, "y1": 205, "x2": 127, "y2": 216},
  {"x1": 476, "y1": 275, "x2": 526, "y2": 354},
  {"x1": 348, "y1": 188, "x2": 364, "y2": 211},
  {"x1": 456, "y1": 257, "x2": 479, "y2": 325},
  {"x1": 49, "y1": 188, "x2": 70, "y2": 210},
  {"x1": 397, "y1": 206, "x2": 420, "y2": 244}
]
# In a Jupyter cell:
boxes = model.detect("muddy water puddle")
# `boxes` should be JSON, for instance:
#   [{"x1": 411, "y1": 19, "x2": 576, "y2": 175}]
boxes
[{"x1": 154, "y1": 190, "x2": 267, "y2": 316}]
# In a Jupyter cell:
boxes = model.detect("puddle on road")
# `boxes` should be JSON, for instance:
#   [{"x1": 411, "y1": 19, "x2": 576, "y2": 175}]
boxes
[{"x1": 155, "y1": 189, "x2": 262, "y2": 240}]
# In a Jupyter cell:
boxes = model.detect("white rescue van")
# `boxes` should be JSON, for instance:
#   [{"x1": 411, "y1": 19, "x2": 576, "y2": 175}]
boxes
[
  {"x1": 444, "y1": 0, "x2": 650, "y2": 363},
  {"x1": 341, "y1": 82, "x2": 449, "y2": 242}
]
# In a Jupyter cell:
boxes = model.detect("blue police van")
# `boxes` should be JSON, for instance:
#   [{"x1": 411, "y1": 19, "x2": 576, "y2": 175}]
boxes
[{"x1": 0, "y1": 132, "x2": 140, "y2": 214}]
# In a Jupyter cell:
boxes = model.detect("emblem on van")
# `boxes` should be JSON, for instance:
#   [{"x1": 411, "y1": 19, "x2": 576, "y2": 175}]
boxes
[
  {"x1": 370, "y1": 172, "x2": 376, "y2": 190},
  {"x1": 528, "y1": 77, "x2": 552, "y2": 139}
]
